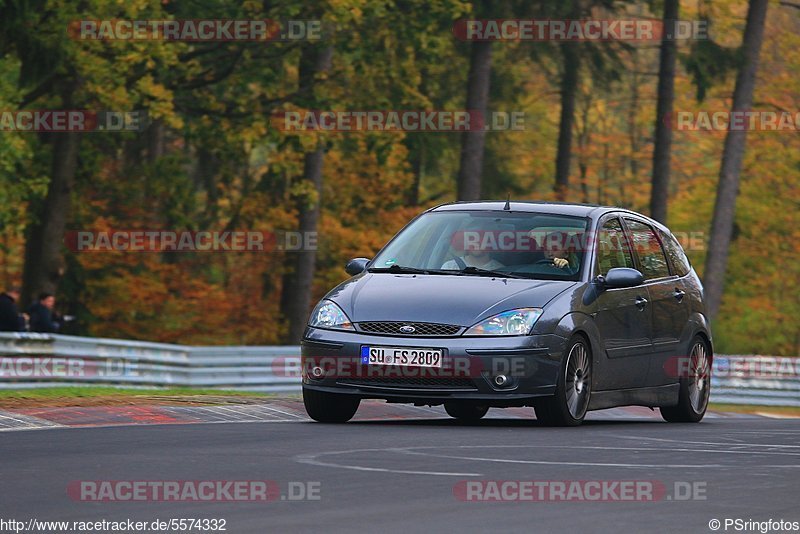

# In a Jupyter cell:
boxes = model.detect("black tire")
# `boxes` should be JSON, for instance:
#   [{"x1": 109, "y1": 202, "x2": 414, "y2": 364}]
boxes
[
  {"x1": 660, "y1": 336, "x2": 710, "y2": 423},
  {"x1": 303, "y1": 387, "x2": 360, "y2": 423},
  {"x1": 444, "y1": 402, "x2": 489, "y2": 421},
  {"x1": 535, "y1": 335, "x2": 592, "y2": 427}
]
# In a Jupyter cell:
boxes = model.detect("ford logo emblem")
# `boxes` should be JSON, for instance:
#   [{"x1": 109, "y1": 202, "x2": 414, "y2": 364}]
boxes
[{"x1": 399, "y1": 325, "x2": 416, "y2": 334}]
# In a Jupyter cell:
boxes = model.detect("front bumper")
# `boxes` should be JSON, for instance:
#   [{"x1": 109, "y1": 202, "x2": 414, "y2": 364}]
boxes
[{"x1": 301, "y1": 327, "x2": 567, "y2": 406}]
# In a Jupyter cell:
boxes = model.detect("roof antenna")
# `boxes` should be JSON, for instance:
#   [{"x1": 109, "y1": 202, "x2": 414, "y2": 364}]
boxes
[{"x1": 503, "y1": 193, "x2": 511, "y2": 211}]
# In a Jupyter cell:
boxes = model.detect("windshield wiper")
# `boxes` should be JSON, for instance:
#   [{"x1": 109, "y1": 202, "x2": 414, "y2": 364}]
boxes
[
  {"x1": 368, "y1": 264, "x2": 450, "y2": 275},
  {"x1": 368, "y1": 264, "x2": 527, "y2": 279},
  {"x1": 457, "y1": 266, "x2": 528, "y2": 279}
]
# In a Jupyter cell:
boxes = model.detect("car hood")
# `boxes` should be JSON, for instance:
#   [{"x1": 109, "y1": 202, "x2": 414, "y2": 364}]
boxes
[{"x1": 325, "y1": 273, "x2": 576, "y2": 326}]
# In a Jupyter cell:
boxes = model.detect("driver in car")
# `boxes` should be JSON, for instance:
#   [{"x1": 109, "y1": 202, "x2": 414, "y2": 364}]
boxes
[{"x1": 540, "y1": 231, "x2": 579, "y2": 273}]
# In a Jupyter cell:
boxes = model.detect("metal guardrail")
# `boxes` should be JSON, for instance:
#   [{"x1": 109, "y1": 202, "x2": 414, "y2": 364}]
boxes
[
  {"x1": 0, "y1": 333, "x2": 300, "y2": 392},
  {"x1": 0, "y1": 333, "x2": 797, "y2": 404},
  {"x1": 711, "y1": 355, "x2": 800, "y2": 407}
]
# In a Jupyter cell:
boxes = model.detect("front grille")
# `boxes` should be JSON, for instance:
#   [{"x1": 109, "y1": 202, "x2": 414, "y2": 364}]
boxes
[
  {"x1": 339, "y1": 376, "x2": 476, "y2": 389},
  {"x1": 357, "y1": 321, "x2": 461, "y2": 337}
]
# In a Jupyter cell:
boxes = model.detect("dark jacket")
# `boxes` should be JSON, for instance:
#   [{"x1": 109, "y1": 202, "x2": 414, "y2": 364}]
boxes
[
  {"x1": 0, "y1": 293, "x2": 25, "y2": 332},
  {"x1": 28, "y1": 302, "x2": 59, "y2": 333}
]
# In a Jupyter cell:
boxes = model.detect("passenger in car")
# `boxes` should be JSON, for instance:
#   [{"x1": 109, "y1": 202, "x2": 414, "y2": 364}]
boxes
[
  {"x1": 441, "y1": 222, "x2": 506, "y2": 270},
  {"x1": 441, "y1": 248, "x2": 505, "y2": 270}
]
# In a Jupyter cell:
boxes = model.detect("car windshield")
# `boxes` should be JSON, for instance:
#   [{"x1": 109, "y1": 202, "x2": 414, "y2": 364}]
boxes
[{"x1": 370, "y1": 210, "x2": 589, "y2": 281}]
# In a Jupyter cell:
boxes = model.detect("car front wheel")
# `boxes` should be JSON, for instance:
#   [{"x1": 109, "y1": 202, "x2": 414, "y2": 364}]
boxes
[
  {"x1": 303, "y1": 387, "x2": 360, "y2": 423},
  {"x1": 535, "y1": 335, "x2": 592, "y2": 427}
]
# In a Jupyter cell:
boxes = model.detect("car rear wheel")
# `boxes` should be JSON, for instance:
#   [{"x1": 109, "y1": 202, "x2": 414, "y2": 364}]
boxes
[
  {"x1": 535, "y1": 336, "x2": 592, "y2": 427},
  {"x1": 660, "y1": 337, "x2": 710, "y2": 423},
  {"x1": 444, "y1": 402, "x2": 489, "y2": 421},
  {"x1": 303, "y1": 387, "x2": 360, "y2": 423}
]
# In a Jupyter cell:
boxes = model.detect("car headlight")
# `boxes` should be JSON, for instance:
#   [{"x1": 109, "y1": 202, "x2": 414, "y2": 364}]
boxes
[
  {"x1": 308, "y1": 300, "x2": 354, "y2": 330},
  {"x1": 464, "y1": 308, "x2": 543, "y2": 336}
]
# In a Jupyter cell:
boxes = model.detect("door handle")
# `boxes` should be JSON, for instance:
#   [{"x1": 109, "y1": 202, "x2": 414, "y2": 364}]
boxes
[
  {"x1": 673, "y1": 289, "x2": 686, "y2": 302},
  {"x1": 635, "y1": 297, "x2": 648, "y2": 310}
]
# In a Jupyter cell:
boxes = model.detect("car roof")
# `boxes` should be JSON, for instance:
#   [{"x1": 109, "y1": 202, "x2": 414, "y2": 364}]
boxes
[
  {"x1": 430, "y1": 200, "x2": 610, "y2": 217},
  {"x1": 428, "y1": 201, "x2": 670, "y2": 232}
]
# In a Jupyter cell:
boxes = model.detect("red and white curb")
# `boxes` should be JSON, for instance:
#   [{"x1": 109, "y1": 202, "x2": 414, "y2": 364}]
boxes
[{"x1": 0, "y1": 399, "x2": 762, "y2": 432}]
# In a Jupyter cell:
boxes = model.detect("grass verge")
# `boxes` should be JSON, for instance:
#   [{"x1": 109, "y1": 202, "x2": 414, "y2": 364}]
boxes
[{"x1": 0, "y1": 386, "x2": 268, "y2": 399}]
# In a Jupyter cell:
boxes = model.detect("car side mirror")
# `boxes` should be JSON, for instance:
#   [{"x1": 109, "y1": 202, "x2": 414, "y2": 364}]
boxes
[
  {"x1": 602, "y1": 267, "x2": 644, "y2": 289},
  {"x1": 345, "y1": 257, "x2": 370, "y2": 276}
]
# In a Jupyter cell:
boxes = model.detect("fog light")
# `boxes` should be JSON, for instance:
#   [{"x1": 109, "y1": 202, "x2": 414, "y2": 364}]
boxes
[
  {"x1": 494, "y1": 374, "x2": 509, "y2": 387},
  {"x1": 311, "y1": 366, "x2": 325, "y2": 378}
]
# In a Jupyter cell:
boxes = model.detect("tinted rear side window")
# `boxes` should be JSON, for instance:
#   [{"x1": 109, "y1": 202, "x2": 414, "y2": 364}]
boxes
[
  {"x1": 659, "y1": 230, "x2": 691, "y2": 277},
  {"x1": 624, "y1": 219, "x2": 671, "y2": 280}
]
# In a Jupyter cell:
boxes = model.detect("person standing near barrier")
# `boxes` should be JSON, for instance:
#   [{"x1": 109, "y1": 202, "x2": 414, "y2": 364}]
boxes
[
  {"x1": 28, "y1": 293, "x2": 60, "y2": 333},
  {"x1": 0, "y1": 287, "x2": 26, "y2": 332}
]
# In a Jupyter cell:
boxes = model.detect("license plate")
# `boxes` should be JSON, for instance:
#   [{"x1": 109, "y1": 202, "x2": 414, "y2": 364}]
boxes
[{"x1": 361, "y1": 346, "x2": 443, "y2": 368}]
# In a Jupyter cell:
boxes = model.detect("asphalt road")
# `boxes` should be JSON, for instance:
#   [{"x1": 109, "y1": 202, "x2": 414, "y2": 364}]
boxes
[{"x1": 1, "y1": 412, "x2": 799, "y2": 533}]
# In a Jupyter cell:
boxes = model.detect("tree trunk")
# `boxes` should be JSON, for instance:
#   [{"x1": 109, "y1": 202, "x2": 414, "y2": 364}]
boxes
[
  {"x1": 282, "y1": 44, "x2": 332, "y2": 344},
  {"x1": 598, "y1": 142, "x2": 609, "y2": 205},
  {"x1": 195, "y1": 147, "x2": 221, "y2": 226},
  {"x1": 22, "y1": 132, "x2": 81, "y2": 305},
  {"x1": 283, "y1": 147, "x2": 325, "y2": 344},
  {"x1": 577, "y1": 96, "x2": 591, "y2": 204},
  {"x1": 704, "y1": 0, "x2": 768, "y2": 320},
  {"x1": 627, "y1": 50, "x2": 641, "y2": 188},
  {"x1": 147, "y1": 118, "x2": 165, "y2": 164},
  {"x1": 579, "y1": 162, "x2": 589, "y2": 203},
  {"x1": 407, "y1": 141, "x2": 425, "y2": 206},
  {"x1": 650, "y1": 0, "x2": 679, "y2": 223},
  {"x1": 554, "y1": 41, "x2": 579, "y2": 201},
  {"x1": 456, "y1": 39, "x2": 492, "y2": 201}
]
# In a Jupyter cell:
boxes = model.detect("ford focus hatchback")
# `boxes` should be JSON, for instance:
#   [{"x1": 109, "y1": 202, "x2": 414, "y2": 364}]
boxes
[{"x1": 302, "y1": 201, "x2": 712, "y2": 426}]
